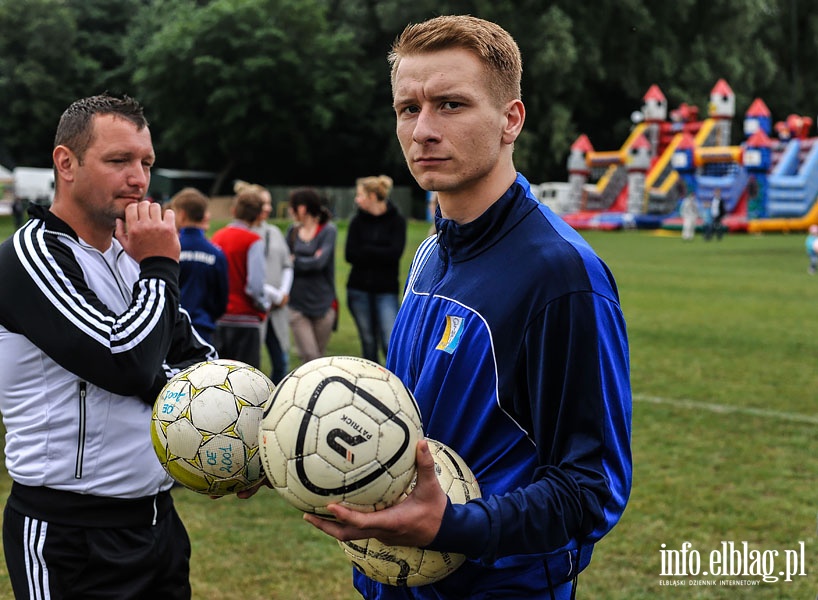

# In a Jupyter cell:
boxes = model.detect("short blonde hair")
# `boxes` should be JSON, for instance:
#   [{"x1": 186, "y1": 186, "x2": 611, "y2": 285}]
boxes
[
  {"x1": 234, "y1": 179, "x2": 270, "y2": 198},
  {"x1": 388, "y1": 15, "x2": 522, "y2": 106},
  {"x1": 356, "y1": 175, "x2": 394, "y2": 202}
]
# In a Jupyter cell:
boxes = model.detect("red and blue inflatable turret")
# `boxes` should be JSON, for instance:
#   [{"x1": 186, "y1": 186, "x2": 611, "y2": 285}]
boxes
[
  {"x1": 566, "y1": 134, "x2": 593, "y2": 213},
  {"x1": 744, "y1": 129, "x2": 773, "y2": 219},
  {"x1": 709, "y1": 78, "x2": 735, "y2": 145},
  {"x1": 642, "y1": 84, "x2": 667, "y2": 156},
  {"x1": 671, "y1": 132, "x2": 698, "y2": 198},
  {"x1": 744, "y1": 98, "x2": 771, "y2": 138}
]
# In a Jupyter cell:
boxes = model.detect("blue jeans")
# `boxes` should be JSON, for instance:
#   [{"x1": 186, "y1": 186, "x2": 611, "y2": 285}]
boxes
[
  {"x1": 346, "y1": 288, "x2": 399, "y2": 364},
  {"x1": 264, "y1": 318, "x2": 289, "y2": 384}
]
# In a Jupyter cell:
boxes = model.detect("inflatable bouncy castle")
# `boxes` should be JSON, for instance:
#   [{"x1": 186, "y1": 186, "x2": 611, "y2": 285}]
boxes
[{"x1": 554, "y1": 80, "x2": 818, "y2": 233}]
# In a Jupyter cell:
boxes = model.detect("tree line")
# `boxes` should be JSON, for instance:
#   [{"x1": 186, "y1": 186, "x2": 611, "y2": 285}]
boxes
[{"x1": 0, "y1": 0, "x2": 814, "y2": 197}]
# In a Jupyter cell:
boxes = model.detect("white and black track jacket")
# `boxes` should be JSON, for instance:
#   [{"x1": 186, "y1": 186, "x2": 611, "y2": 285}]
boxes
[{"x1": 0, "y1": 207, "x2": 215, "y2": 499}]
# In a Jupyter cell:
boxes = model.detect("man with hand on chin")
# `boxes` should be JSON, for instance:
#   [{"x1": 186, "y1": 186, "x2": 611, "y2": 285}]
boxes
[{"x1": 0, "y1": 93, "x2": 214, "y2": 599}]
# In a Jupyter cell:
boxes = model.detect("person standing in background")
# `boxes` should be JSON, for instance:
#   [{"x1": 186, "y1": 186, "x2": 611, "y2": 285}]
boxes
[
  {"x1": 680, "y1": 190, "x2": 700, "y2": 242},
  {"x1": 806, "y1": 224, "x2": 818, "y2": 274},
  {"x1": 211, "y1": 190, "x2": 271, "y2": 368},
  {"x1": 345, "y1": 175, "x2": 406, "y2": 364},
  {"x1": 705, "y1": 188, "x2": 726, "y2": 241},
  {"x1": 235, "y1": 180, "x2": 294, "y2": 384},
  {"x1": 427, "y1": 191, "x2": 439, "y2": 236},
  {"x1": 11, "y1": 196, "x2": 24, "y2": 230},
  {"x1": 286, "y1": 188, "x2": 337, "y2": 365},
  {"x1": 170, "y1": 187, "x2": 228, "y2": 343}
]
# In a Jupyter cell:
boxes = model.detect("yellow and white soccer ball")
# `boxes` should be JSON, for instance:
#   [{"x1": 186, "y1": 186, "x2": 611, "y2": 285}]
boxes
[
  {"x1": 258, "y1": 356, "x2": 424, "y2": 517},
  {"x1": 338, "y1": 438, "x2": 481, "y2": 587},
  {"x1": 151, "y1": 359, "x2": 275, "y2": 496}
]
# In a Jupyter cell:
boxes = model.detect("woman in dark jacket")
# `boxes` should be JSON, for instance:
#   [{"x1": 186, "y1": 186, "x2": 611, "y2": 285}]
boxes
[{"x1": 345, "y1": 175, "x2": 407, "y2": 364}]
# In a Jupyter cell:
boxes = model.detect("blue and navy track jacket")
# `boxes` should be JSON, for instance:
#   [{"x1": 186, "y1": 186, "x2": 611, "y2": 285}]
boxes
[
  {"x1": 356, "y1": 174, "x2": 632, "y2": 599},
  {"x1": 178, "y1": 227, "x2": 229, "y2": 337}
]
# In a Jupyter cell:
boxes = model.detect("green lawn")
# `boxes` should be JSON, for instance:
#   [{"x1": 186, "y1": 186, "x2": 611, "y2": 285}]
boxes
[{"x1": 0, "y1": 215, "x2": 816, "y2": 598}]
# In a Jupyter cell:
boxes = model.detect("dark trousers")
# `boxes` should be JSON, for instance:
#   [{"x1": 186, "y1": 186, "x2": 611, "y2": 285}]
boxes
[
  {"x1": 4, "y1": 502, "x2": 191, "y2": 599},
  {"x1": 704, "y1": 218, "x2": 725, "y2": 240},
  {"x1": 346, "y1": 289, "x2": 399, "y2": 364},
  {"x1": 213, "y1": 323, "x2": 262, "y2": 369}
]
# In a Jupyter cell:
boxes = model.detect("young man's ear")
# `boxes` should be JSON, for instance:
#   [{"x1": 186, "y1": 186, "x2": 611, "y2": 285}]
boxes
[{"x1": 502, "y1": 99, "x2": 525, "y2": 145}]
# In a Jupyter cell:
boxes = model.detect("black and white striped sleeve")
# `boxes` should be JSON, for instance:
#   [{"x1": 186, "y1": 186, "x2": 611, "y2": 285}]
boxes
[{"x1": 0, "y1": 220, "x2": 184, "y2": 397}]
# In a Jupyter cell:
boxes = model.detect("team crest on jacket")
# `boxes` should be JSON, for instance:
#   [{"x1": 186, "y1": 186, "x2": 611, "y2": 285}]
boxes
[{"x1": 436, "y1": 315, "x2": 464, "y2": 354}]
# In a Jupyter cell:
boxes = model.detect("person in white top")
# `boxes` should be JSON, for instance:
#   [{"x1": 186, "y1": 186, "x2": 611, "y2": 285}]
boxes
[
  {"x1": 680, "y1": 191, "x2": 700, "y2": 241},
  {"x1": 236, "y1": 180, "x2": 294, "y2": 383}
]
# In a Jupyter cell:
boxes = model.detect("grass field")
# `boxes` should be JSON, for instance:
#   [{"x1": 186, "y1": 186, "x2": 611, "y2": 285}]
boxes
[{"x1": 0, "y1": 214, "x2": 816, "y2": 598}]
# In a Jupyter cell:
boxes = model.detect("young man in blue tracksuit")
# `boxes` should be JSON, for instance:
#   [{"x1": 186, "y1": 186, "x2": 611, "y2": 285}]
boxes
[
  {"x1": 171, "y1": 187, "x2": 229, "y2": 343},
  {"x1": 305, "y1": 15, "x2": 632, "y2": 599}
]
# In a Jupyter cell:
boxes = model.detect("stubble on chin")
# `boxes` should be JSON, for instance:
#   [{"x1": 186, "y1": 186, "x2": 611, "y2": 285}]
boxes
[{"x1": 89, "y1": 204, "x2": 126, "y2": 233}]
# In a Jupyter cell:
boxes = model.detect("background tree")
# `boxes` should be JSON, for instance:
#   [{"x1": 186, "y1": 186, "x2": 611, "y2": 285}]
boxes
[
  {"x1": 125, "y1": 0, "x2": 371, "y2": 192},
  {"x1": 0, "y1": 0, "x2": 81, "y2": 167},
  {"x1": 0, "y1": 0, "x2": 817, "y2": 197},
  {"x1": 0, "y1": 0, "x2": 140, "y2": 168},
  {"x1": 73, "y1": 0, "x2": 143, "y2": 95},
  {"x1": 758, "y1": 0, "x2": 818, "y2": 116}
]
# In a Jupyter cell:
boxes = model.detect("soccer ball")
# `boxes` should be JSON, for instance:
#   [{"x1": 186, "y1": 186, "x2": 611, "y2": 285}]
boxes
[
  {"x1": 337, "y1": 438, "x2": 481, "y2": 587},
  {"x1": 151, "y1": 359, "x2": 275, "y2": 496},
  {"x1": 258, "y1": 356, "x2": 423, "y2": 516}
]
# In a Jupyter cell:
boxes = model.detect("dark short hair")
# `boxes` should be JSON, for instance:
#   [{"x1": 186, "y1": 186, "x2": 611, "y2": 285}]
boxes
[
  {"x1": 54, "y1": 94, "x2": 148, "y2": 163},
  {"x1": 288, "y1": 187, "x2": 331, "y2": 224},
  {"x1": 170, "y1": 187, "x2": 209, "y2": 223}
]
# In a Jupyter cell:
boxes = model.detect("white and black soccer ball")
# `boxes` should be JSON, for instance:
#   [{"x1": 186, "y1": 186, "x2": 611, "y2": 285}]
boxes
[
  {"x1": 338, "y1": 438, "x2": 481, "y2": 587},
  {"x1": 258, "y1": 356, "x2": 424, "y2": 516},
  {"x1": 151, "y1": 359, "x2": 275, "y2": 496}
]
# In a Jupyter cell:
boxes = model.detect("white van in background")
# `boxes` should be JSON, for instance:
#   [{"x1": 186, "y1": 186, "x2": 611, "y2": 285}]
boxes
[
  {"x1": 530, "y1": 182, "x2": 571, "y2": 214},
  {"x1": 13, "y1": 167, "x2": 55, "y2": 205}
]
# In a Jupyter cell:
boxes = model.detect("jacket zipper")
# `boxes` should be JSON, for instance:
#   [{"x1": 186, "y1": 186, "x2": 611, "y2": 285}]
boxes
[
  {"x1": 75, "y1": 381, "x2": 87, "y2": 479},
  {"x1": 110, "y1": 249, "x2": 132, "y2": 303}
]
